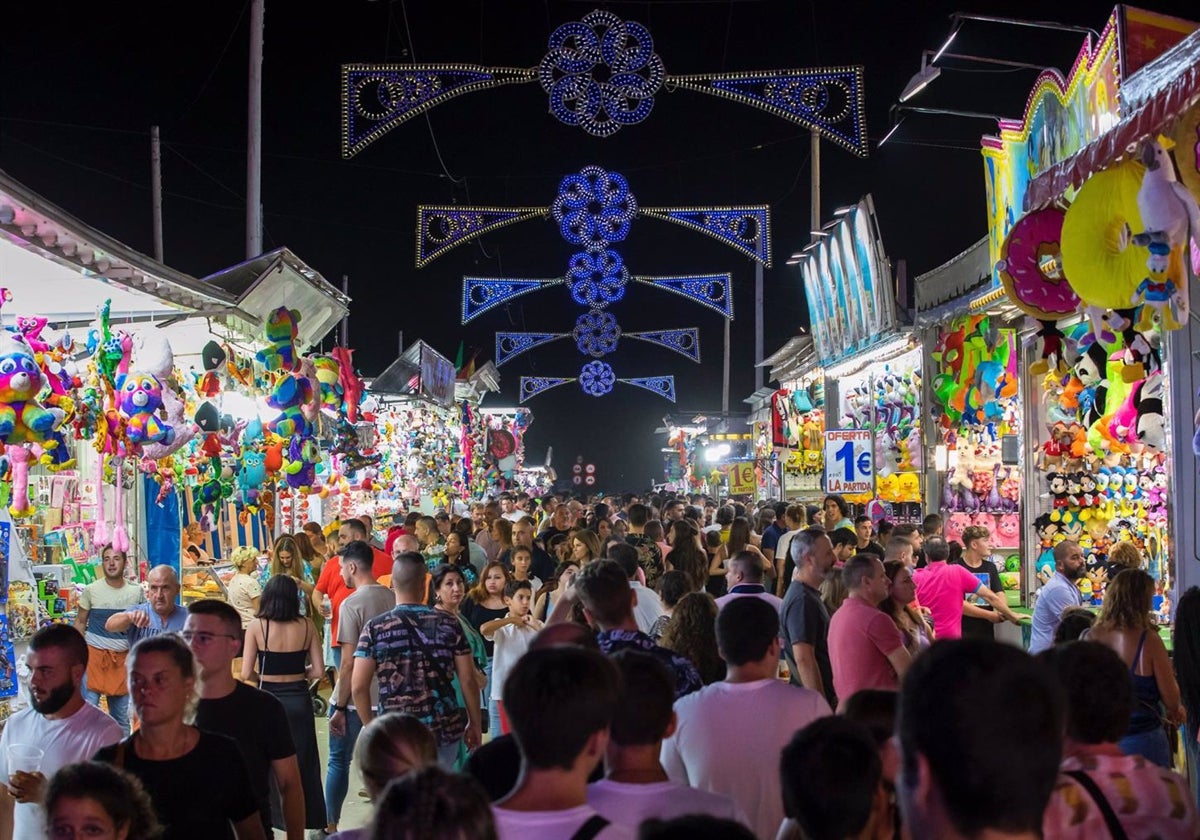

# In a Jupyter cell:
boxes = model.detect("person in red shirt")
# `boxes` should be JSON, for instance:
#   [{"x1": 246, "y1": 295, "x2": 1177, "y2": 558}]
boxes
[
  {"x1": 313, "y1": 519, "x2": 395, "y2": 651},
  {"x1": 827, "y1": 554, "x2": 911, "y2": 709}
]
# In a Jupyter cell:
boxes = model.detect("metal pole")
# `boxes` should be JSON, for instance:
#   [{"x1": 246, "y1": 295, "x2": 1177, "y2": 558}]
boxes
[
  {"x1": 398, "y1": 330, "x2": 404, "y2": 357},
  {"x1": 246, "y1": 0, "x2": 264, "y2": 259},
  {"x1": 811, "y1": 131, "x2": 821, "y2": 236},
  {"x1": 722, "y1": 317, "x2": 731, "y2": 415},
  {"x1": 340, "y1": 275, "x2": 349, "y2": 346},
  {"x1": 150, "y1": 126, "x2": 164, "y2": 262},
  {"x1": 754, "y1": 259, "x2": 764, "y2": 390}
]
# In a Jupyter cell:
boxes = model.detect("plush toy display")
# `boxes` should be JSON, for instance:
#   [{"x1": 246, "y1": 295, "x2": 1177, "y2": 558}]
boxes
[
  {"x1": 255, "y1": 307, "x2": 301, "y2": 372},
  {"x1": 119, "y1": 373, "x2": 175, "y2": 446},
  {"x1": 0, "y1": 331, "x2": 61, "y2": 445},
  {"x1": 267, "y1": 374, "x2": 314, "y2": 438}
]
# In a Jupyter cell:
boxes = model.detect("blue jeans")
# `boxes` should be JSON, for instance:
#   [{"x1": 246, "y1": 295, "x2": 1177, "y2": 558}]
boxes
[
  {"x1": 325, "y1": 706, "x2": 363, "y2": 825},
  {"x1": 1120, "y1": 727, "x2": 1172, "y2": 768},
  {"x1": 484, "y1": 658, "x2": 502, "y2": 735},
  {"x1": 82, "y1": 675, "x2": 130, "y2": 735},
  {"x1": 436, "y1": 739, "x2": 460, "y2": 768}
]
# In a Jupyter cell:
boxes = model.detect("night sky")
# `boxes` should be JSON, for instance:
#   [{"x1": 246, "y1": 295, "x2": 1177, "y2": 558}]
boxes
[{"x1": 3, "y1": 0, "x2": 1195, "y2": 490}]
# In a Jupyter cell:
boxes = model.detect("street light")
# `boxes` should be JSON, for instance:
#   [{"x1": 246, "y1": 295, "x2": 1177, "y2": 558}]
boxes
[
  {"x1": 878, "y1": 105, "x2": 1002, "y2": 148},
  {"x1": 900, "y1": 50, "x2": 1046, "y2": 103}
]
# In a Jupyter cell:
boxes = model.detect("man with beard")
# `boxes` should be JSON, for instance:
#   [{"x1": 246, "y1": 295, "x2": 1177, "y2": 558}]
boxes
[
  {"x1": 1028, "y1": 540, "x2": 1085, "y2": 654},
  {"x1": 74, "y1": 546, "x2": 144, "y2": 733},
  {"x1": 104, "y1": 564, "x2": 187, "y2": 643},
  {"x1": 0, "y1": 625, "x2": 122, "y2": 838}
]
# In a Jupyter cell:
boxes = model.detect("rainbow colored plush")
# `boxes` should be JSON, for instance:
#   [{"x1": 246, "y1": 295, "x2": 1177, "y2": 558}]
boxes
[{"x1": 255, "y1": 307, "x2": 301, "y2": 372}]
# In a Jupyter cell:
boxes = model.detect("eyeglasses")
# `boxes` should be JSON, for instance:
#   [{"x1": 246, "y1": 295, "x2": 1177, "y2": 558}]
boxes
[{"x1": 180, "y1": 631, "x2": 239, "y2": 645}]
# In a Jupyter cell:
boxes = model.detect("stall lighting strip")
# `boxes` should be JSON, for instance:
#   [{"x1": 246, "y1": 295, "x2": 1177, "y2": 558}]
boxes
[
  {"x1": 825, "y1": 336, "x2": 917, "y2": 379},
  {"x1": 968, "y1": 287, "x2": 1008, "y2": 310}
]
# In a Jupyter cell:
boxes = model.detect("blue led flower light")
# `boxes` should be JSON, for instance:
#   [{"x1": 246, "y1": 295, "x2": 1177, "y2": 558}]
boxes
[
  {"x1": 567, "y1": 251, "x2": 629, "y2": 308},
  {"x1": 572, "y1": 311, "x2": 621, "y2": 358},
  {"x1": 579, "y1": 361, "x2": 617, "y2": 397},
  {"x1": 552, "y1": 166, "x2": 638, "y2": 251},
  {"x1": 539, "y1": 10, "x2": 665, "y2": 137}
]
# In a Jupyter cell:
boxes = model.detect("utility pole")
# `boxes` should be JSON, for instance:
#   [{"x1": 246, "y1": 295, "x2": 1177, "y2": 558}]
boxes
[
  {"x1": 150, "y1": 126, "x2": 164, "y2": 262},
  {"x1": 811, "y1": 130, "x2": 821, "y2": 244},
  {"x1": 754, "y1": 259, "x2": 763, "y2": 390},
  {"x1": 722, "y1": 317, "x2": 731, "y2": 415},
  {"x1": 246, "y1": 0, "x2": 264, "y2": 258}
]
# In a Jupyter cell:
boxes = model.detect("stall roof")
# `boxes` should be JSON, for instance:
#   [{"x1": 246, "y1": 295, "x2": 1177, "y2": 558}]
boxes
[
  {"x1": 913, "y1": 237, "x2": 993, "y2": 326},
  {"x1": 455, "y1": 360, "x2": 501, "y2": 404},
  {"x1": 370, "y1": 340, "x2": 457, "y2": 407},
  {"x1": 201, "y1": 247, "x2": 350, "y2": 351},
  {"x1": 0, "y1": 168, "x2": 235, "y2": 317},
  {"x1": 1024, "y1": 23, "x2": 1200, "y2": 208},
  {"x1": 759, "y1": 334, "x2": 817, "y2": 385}
]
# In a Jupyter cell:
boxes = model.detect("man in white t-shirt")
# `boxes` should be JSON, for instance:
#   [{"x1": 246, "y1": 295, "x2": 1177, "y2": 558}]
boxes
[
  {"x1": 661, "y1": 597, "x2": 831, "y2": 839},
  {"x1": 73, "y1": 546, "x2": 144, "y2": 734},
  {"x1": 492, "y1": 647, "x2": 634, "y2": 839},
  {"x1": 588, "y1": 650, "x2": 744, "y2": 829},
  {"x1": 0, "y1": 625, "x2": 122, "y2": 839}
]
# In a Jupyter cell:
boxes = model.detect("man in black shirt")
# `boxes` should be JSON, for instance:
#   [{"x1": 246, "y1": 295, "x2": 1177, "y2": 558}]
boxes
[
  {"x1": 185, "y1": 600, "x2": 305, "y2": 839},
  {"x1": 780, "y1": 528, "x2": 837, "y2": 709},
  {"x1": 854, "y1": 515, "x2": 886, "y2": 559}
]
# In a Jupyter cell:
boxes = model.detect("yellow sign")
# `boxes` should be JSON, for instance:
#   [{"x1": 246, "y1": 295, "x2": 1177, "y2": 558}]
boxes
[{"x1": 726, "y1": 461, "x2": 755, "y2": 495}]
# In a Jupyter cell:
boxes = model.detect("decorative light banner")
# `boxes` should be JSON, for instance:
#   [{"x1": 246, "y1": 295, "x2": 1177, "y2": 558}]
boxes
[
  {"x1": 495, "y1": 323, "x2": 700, "y2": 366},
  {"x1": 342, "y1": 9, "x2": 867, "y2": 156},
  {"x1": 462, "y1": 273, "x2": 732, "y2": 323},
  {"x1": 415, "y1": 166, "x2": 771, "y2": 268},
  {"x1": 519, "y1": 364, "x2": 676, "y2": 403}
]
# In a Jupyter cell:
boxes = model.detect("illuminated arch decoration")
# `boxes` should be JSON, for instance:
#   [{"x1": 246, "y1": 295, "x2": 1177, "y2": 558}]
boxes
[
  {"x1": 624, "y1": 328, "x2": 700, "y2": 362},
  {"x1": 637, "y1": 207, "x2": 770, "y2": 263},
  {"x1": 462, "y1": 277, "x2": 562, "y2": 322},
  {"x1": 568, "y1": 250, "x2": 630, "y2": 307},
  {"x1": 342, "y1": 10, "x2": 866, "y2": 155},
  {"x1": 518, "y1": 372, "x2": 677, "y2": 402},
  {"x1": 416, "y1": 170, "x2": 770, "y2": 267},
  {"x1": 493, "y1": 324, "x2": 700, "y2": 366},
  {"x1": 461, "y1": 272, "x2": 732, "y2": 323},
  {"x1": 623, "y1": 376, "x2": 677, "y2": 402},
  {"x1": 417, "y1": 207, "x2": 546, "y2": 269},
  {"x1": 520, "y1": 376, "x2": 573, "y2": 401},
  {"x1": 495, "y1": 331, "x2": 566, "y2": 367}
]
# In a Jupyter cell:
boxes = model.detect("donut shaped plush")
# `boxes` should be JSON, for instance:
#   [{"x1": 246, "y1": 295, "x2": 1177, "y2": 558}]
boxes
[
  {"x1": 997, "y1": 208, "x2": 1079, "y2": 321},
  {"x1": 1061, "y1": 160, "x2": 1147, "y2": 311}
]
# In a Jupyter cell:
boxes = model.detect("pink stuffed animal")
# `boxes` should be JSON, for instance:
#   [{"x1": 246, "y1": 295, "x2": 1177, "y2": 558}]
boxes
[{"x1": 994, "y1": 514, "x2": 1021, "y2": 548}]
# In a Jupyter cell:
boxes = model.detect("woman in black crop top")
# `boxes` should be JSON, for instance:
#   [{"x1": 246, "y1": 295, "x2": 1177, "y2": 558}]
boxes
[{"x1": 240, "y1": 576, "x2": 327, "y2": 831}]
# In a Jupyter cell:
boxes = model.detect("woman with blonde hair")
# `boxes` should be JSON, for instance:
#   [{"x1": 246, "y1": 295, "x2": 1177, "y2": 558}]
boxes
[
  {"x1": 264, "y1": 534, "x2": 315, "y2": 616},
  {"x1": 329, "y1": 714, "x2": 438, "y2": 839},
  {"x1": 1086, "y1": 568, "x2": 1184, "y2": 767},
  {"x1": 1106, "y1": 539, "x2": 1144, "y2": 581},
  {"x1": 226, "y1": 547, "x2": 263, "y2": 629}
]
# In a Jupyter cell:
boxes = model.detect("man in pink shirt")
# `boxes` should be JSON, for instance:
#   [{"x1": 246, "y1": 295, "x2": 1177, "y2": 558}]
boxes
[
  {"x1": 828, "y1": 554, "x2": 910, "y2": 708},
  {"x1": 912, "y1": 537, "x2": 1019, "y2": 639}
]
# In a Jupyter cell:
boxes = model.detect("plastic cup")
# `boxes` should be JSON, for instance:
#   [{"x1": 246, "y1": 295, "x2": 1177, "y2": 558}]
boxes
[{"x1": 7, "y1": 744, "x2": 43, "y2": 776}]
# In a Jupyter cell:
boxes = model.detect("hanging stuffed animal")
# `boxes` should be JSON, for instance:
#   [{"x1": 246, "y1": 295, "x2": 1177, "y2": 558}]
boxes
[
  {"x1": 236, "y1": 449, "x2": 267, "y2": 507},
  {"x1": 255, "y1": 307, "x2": 301, "y2": 372},
  {"x1": 1133, "y1": 138, "x2": 1200, "y2": 297},
  {"x1": 111, "y1": 460, "x2": 130, "y2": 555},
  {"x1": 267, "y1": 373, "x2": 314, "y2": 438},
  {"x1": 1133, "y1": 372, "x2": 1165, "y2": 451},
  {"x1": 119, "y1": 373, "x2": 175, "y2": 447},
  {"x1": 281, "y1": 436, "x2": 319, "y2": 492},
  {"x1": 5, "y1": 442, "x2": 45, "y2": 518},
  {"x1": 312, "y1": 355, "x2": 343, "y2": 412},
  {"x1": 0, "y1": 331, "x2": 62, "y2": 445},
  {"x1": 198, "y1": 341, "x2": 226, "y2": 397},
  {"x1": 331, "y1": 346, "x2": 363, "y2": 423},
  {"x1": 194, "y1": 402, "x2": 223, "y2": 459}
]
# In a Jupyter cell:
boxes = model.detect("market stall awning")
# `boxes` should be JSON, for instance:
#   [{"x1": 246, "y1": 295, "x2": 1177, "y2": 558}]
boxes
[
  {"x1": 1024, "y1": 26, "x2": 1200, "y2": 209},
  {"x1": 370, "y1": 340, "x2": 457, "y2": 407},
  {"x1": 201, "y1": 247, "x2": 350, "y2": 351},
  {"x1": 0, "y1": 168, "x2": 235, "y2": 318},
  {"x1": 913, "y1": 237, "x2": 993, "y2": 327},
  {"x1": 759, "y1": 334, "x2": 817, "y2": 385}
]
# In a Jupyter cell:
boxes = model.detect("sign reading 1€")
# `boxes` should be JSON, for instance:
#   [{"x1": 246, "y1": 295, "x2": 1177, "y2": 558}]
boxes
[
  {"x1": 726, "y1": 461, "x2": 756, "y2": 495},
  {"x1": 824, "y1": 430, "x2": 872, "y2": 495}
]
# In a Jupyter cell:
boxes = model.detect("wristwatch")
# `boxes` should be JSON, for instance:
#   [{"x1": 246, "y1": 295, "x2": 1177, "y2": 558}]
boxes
[{"x1": 331, "y1": 703, "x2": 348, "y2": 713}]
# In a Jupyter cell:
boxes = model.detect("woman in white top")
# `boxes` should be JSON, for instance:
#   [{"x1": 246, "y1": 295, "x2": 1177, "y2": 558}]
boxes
[{"x1": 225, "y1": 547, "x2": 263, "y2": 629}]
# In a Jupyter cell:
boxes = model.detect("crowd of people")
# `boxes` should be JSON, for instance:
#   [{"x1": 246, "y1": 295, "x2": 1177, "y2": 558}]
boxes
[{"x1": 2, "y1": 490, "x2": 1199, "y2": 839}]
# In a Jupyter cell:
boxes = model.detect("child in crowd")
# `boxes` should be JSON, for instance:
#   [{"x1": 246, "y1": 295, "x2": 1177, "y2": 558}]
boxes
[
  {"x1": 481, "y1": 580, "x2": 543, "y2": 735},
  {"x1": 509, "y1": 546, "x2": 543, "y2": 592}
]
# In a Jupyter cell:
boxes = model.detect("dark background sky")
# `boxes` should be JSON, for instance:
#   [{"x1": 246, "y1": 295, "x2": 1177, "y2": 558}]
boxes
[{"x1": 3, "y1": 0, "x2": 1195, "y2": 491}]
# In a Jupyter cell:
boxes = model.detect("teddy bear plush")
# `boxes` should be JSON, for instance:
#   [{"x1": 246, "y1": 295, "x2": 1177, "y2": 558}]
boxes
[
  {"x1": 119, "y1": 372, "x2": 175, "y2": 446},
  {"x1": 0, "y1": 331, "x2": 60, "y2": 445},
  {"x1": 255, "y1": 307, "x2": 301, "y2": 372},
  {"x1": 267, "y1": 374, "x2": 314, "y2": 439}
]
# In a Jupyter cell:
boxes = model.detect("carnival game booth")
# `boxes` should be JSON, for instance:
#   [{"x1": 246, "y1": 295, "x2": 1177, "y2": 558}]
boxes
[
  {"x1": 981, "y1": 6, "x2": 1200, "y2": 613},
  {"x1": 915, "y1": 238, "x2": 1027, "y2": 603},
  {"x1": 794, "y1": 195, "x2": 918, "y2": 524},
  {"x1": 756, "y1": 335, "x2": 826, "y2": 504}
]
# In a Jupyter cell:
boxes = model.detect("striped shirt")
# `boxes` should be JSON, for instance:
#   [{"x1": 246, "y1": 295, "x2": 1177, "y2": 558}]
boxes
[{"x1": 123, "y1": 603, "x2": 188, "y2": 645}]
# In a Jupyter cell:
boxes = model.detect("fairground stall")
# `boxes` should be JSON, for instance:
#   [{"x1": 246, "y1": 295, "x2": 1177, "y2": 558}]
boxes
[
  {"x1": 981, "y1": 6, "x2": 1200, "y2": 612},
  {"x1": 915, "y1": 238, "x2": 1027, "y2": 602},
  {"x1": 755, "y1": 335, "x2": 826, "y2": 504},
  {"x1": 795, "y1": 196, "x2": 919, "y2": 524},
  {"x1": 658, "y1": 415, "x2": 754, "y2": 498}
]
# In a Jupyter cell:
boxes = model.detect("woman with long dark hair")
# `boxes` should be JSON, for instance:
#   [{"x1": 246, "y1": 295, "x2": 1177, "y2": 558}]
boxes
[
  {"x1": 1088, "y1": 569, "x2": 1184, "y2": 767},
  {"x1": 659, "y1": 592, "x2": 725, "y2": 685},
  {"x1": 442, "y1": 532, "x2": 479, "y2": 586},
  {"x1": 881, "y1": 560, "x2": 933, "y2": 655},
  {"x1": 241, "y1": 576, "x2": 327, "y2": 829},
  {"x1": 665, "y1": 519, "x2": 707, "y2": 593},
  {"x1": 429, "y1": 565, "x2": 488, "y2": 770},
  {"x1": 460, "y1": 562, "x2": 511, "y2": 737}
]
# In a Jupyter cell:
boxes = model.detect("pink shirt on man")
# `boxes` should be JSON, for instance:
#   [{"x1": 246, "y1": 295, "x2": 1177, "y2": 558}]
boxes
[
  {"x1": 827, "y1": 595, "x2": 905, "y2": 708},
  {"x1": 912, "y1": 561, "x2": 982, "y2": 640}
]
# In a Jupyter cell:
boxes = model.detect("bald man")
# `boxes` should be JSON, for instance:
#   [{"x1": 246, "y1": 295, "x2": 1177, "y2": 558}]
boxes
[{"x1": 104, "y1": 565, "x2": 187, "y2": 644}]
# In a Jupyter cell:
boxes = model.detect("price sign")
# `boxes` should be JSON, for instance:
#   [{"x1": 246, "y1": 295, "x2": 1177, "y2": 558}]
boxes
[
  {"x1": 824, "y1": 430, "x2": 872, "y2": 494},
  {"x1": 726, "y1": 461, "x2": 755, "y2": 495}
]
